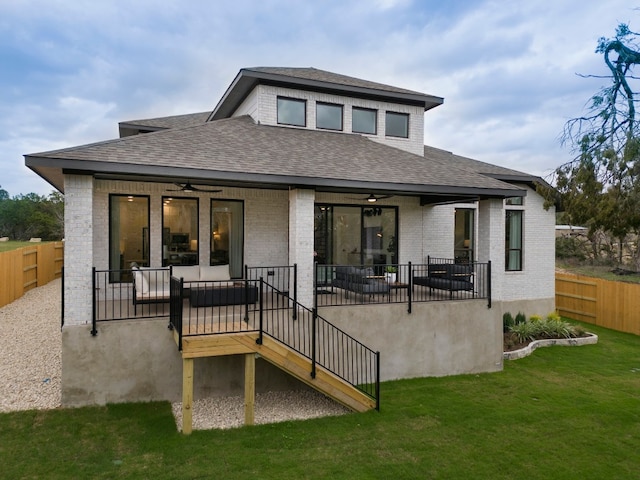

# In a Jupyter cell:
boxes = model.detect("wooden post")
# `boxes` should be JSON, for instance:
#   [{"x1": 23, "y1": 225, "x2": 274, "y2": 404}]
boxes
[
  {"x1": 182, "y1": 358, "x2": 194, "y2": 434},
  {"x1": 244, "y1": 353, "x2": 256, "y2": 426}
]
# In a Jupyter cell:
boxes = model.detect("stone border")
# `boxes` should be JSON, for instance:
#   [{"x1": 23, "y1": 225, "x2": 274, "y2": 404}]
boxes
[{"x1": 503, "y1": 333, "x2": 598, "y2": 361}]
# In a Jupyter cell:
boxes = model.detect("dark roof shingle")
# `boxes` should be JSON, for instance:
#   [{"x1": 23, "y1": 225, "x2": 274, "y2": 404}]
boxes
[{"x1": 27, "y1": 116, "x2": 521, "y2": 195}]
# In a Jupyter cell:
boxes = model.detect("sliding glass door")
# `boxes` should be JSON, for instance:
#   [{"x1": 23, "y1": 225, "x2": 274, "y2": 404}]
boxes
[{"x1": 314, "y1": 204, "x2": 397, "y2": 267}]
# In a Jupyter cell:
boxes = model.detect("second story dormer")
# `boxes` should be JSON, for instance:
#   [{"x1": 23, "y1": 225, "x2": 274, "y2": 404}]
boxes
[{"x1": 208, "y1": 67, "x2": 443, "y2": 156}]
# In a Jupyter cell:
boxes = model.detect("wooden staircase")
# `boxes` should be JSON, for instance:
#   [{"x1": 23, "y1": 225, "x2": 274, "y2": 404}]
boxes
[{"x1": 176, "y1": 330, "x2": 376, "y2": 433}]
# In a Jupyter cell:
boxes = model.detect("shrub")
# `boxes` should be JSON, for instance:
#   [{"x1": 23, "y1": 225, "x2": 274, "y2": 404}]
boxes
[
  {"x1": 515, "y1": 312, "x2": 527, "y2": 325},
  {"x1": 546, "y1": 311, "x2": 562, "y2": 322},
  {"x1": 510, "y1": 321, "x2": 539, "y2": 344},
  {"x1": 503, "y1": 312, "x2": 514, "y2": 333},
  {"x1": 509, "y1": 316, "x2": 584, "y2": 344}
]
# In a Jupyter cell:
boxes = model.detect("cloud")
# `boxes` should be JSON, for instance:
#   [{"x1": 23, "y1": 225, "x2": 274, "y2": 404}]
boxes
[{"x1": 0, "y1": 0, "x2": 637, "y2": 194}]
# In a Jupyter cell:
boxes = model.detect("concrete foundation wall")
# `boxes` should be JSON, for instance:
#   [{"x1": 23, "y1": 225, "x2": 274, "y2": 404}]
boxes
[
  {"x1": 61, "y1": 320, "x2": 307, "y2": 407},
  {"x1": 320, "y1": 300, "x2": 505, "y2": 380},
  {"x1": 61, "y1": 294, "x2": 553, "y2": 406}
]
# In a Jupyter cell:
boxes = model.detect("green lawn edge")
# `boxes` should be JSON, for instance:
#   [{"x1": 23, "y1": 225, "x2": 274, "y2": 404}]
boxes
[{"x1": 1, "y1": 321, "x2": 638, "y2": 479}]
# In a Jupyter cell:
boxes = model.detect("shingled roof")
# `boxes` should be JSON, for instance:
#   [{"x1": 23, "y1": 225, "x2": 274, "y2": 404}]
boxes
[
  {"x1": 26, "y1": 115, "x2": 523, "y2": 198},
  {"x1": 210, "y1": 67, "x2": 444, "y2": 120},
  {"x1": 118, "y1": 111, "x2": 210, "y2": 137}
]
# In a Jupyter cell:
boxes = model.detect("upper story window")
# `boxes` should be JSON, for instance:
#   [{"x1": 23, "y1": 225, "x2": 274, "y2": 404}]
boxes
[
  {"x1": 505, "y1": 196, "x2": 524, "y2": 206},
  {"x1": 352, "y1": 107, "x2": 377, "y2": 134},
  {"x1": 385, "y1": 111, "x2": 409, "y2": 138},
  {"x1": 316, "y1": 102, "x2": 343, "y2": 131},
  {"x1": 277, "y1": 97, "x2": 306, "y2": 127}
]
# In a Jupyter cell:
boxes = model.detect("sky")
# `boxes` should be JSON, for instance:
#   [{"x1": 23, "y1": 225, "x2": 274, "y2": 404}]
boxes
[{"x1": 0, "y1": 0, "x2": 636, "y2": 196}]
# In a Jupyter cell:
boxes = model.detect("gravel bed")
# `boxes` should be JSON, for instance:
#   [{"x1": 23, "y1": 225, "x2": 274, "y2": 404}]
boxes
[
  {"x1": 172, "y1": 389, "x2": 349, "y2": 431},
  {"x1": 0, "y1": 280, "x2": 350, "y2": 429},
  {"x1": 0, "y1": 279, "x2": 62, "y2": 412}
]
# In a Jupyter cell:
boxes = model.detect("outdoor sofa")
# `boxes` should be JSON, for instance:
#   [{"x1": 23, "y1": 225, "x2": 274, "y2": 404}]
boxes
[
  {"x1": 332, "y1": 266, "x2": 390, "y2": 297},
  {"x1": 131, "y1": 264, "x2": 257, "y2": 310},
  {"x1": 412, "y1": 263, "x2": 474, "y2": 298}
]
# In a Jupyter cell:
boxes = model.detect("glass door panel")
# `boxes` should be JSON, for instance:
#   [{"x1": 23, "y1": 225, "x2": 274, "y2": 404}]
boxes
[
  {"x1": 211, "y1": 200, "x2": 244, "y2": 278},
  {"x1": 162, "y1": 197, "x2": 199, "y2": 266}
]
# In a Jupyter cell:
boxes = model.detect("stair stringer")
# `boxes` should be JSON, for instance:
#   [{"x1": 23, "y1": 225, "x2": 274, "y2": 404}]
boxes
[{"x1": 230, "y1": 333, "x2": 376, "y2": 413}]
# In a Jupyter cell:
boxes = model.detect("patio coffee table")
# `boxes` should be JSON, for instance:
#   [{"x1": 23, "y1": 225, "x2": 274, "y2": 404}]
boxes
[{"x1": 189, "y1": 283, "x2": 258, "y2": 307}]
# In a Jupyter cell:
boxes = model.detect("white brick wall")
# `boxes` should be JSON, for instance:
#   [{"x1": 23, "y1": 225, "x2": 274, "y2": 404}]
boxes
[
  {"x1": 64, "y1": 175, "x2": 94, "y2": 326},
  {"x1": 476, "y1": 189, "x2": 555, "y2": 303},
  {"x1": 422, "y1": 204, "x2": 456, "y2": 259},
  {"x1": 500, "y1": 186, "x2": 555, "y2": 302},
  {"x1": 240, "y1": 84, "x2": 425, "y2": 156},
  {"x1": 288, "y1": 189, "x2": 316, "y2": 307},
  {"x1": 92, "y1": 181, "x2": 289, "y2": 270}
]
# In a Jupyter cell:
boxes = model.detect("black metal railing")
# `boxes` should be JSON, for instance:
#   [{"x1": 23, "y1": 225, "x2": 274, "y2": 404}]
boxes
[
  {"x1": 315, "y1": 263, "x2": 412, "y2": 308},
  {"x1": 92, "y1": 267, "x2": 171, "y2": 331},
  {"x1": 315, "y1": 259, "x2": 491, "y2": 310},
  {"x1": 167, "y1": 276, "x2": 380, "y2": 409},
  {"x1": 245, "y1": 265, "x2": 297, "y2": 316},
  {"x1": 173, "y1": 277, "x2": 261, "y2": 338}
]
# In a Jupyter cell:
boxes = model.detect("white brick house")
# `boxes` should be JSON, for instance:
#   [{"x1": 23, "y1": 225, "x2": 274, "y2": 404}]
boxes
[{"x1": 25, "y1": 67, "x2": 555, "y2": 410}]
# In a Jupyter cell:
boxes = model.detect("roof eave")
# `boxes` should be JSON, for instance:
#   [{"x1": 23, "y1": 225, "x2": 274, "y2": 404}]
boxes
[
  {"x1": 209, "y1": 68, "x2": 444, "y2": 121},
  {"x1": 25, "y1": 155, "x2": 524, "y2": 199}
]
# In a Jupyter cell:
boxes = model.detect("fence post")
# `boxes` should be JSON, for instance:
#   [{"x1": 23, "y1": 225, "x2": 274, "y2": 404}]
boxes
[
  {"x1": 375, "y1": 351, "x2": 381, "y2": 411},
  {"x1": 257, "y1": 278, "x2": 264, "y2": 345},
  {"x1": 311, "y1": 307, "x2": 317, "y2": 379},
  {"x1": 244, "y1": 278, "x2": 250, "y2": 322},
  {"x1": 90, "y1": 267, "x2": 97, "y2": 336},
  {"x1": 178, "y1": 278, "x2": 184, "y2": 350},
  {"x1": 487, "y1": 261, "x2": 492, "y2": 309},
  {"x1": 61, "y1": 266, "x2": 64, "y2": 330},
  {"x1": 407, "y1": 261, "x2": 412, "y2": 314},
  {"x1": 313, "y1": 262, "x2": 318, "y2": 310},
  {"x1": 292, "y1": 263, "x2": 297, "y2": 320}
]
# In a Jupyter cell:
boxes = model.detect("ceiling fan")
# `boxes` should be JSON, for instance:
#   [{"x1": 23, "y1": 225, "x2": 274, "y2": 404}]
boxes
[
  {"x1": 349, "y1": 193, "x2": 393, "y2": 203},
  {"x1": 167, "y1": 181, "x2": 222, "y2": 193}
]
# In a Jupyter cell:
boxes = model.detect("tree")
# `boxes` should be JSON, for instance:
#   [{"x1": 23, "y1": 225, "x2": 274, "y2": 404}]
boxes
[
  {"x1": 552, "y1": 23, "x2": 640, "y2": 268},
  {"x1": 0, "y1": 190, "x2": 64, "y2": 240}
]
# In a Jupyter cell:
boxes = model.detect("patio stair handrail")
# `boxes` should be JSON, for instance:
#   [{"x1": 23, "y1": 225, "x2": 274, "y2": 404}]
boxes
[{"x1": 168, "y1": 275, "x2": 380, "y2": 409}]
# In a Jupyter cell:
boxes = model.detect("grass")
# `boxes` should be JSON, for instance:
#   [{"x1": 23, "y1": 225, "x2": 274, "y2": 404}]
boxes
[
  {"x1": 1, "y1": 322, "x2": 639, "y2": 479},
  {"x1": 557, "y1": 260, "x2": 640, "y2": 283},
  {"x1": 0, "y1": 240, "x2": 52, "y2": 253}
]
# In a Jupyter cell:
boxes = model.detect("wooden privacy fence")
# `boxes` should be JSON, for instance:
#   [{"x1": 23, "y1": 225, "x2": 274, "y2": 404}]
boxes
[
  {"x1": 556, "y1": 272, "x2": 640, "y2": 336},
  {"x1": 0, "y1": 242, "x2": 64, "y2": 308}
]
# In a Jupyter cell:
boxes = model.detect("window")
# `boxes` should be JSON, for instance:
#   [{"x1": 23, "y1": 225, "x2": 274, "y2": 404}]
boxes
[
  {"x1": 316, "y1": 102, "x2": 343, "y2": 130},
  {"x1": 314, "y1": 204, "x2": 397, "y2": 268},
  {"x1": 506, "y1": 196, "x2": 523, "y2": 206},
  {"x1": 385, "y1": 111, "x2": 409, "y2": 138},
  {"x1": 162, "y1": 197, "x2": 199, "y2": 266},
  {"x1": 109, "y1": 194, "x2": 150, "y2": 281},
  {"x1": 505, "y1": 210, "x2": 523, "y2": 271},
  {"x1": 211, "y1": 200, "x2": 244, "y2": 278},
  {"x1": 277, "y1": 97, "x2": 306, "y2": 126},
  {"x1": 454, "y1": 209, "x2": 474, "y2": 262},
  {"x1": 352, "y1": 107, "x2": 377, "y2": 134}
]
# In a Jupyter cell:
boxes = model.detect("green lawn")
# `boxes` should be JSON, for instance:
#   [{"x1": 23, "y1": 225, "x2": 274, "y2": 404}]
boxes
[
  {"x1": 0, "y1": 240, "x2": 50, "y2": 253},
  {"x1": 557, "y1": 260, "x2": 640, "y2": 283},
  {"x1": 1, "y1": 322, "x2": 639, "y2": 479}
]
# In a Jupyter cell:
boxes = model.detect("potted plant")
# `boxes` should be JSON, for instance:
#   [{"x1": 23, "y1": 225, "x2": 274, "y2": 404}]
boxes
[{"x1": 385, "y1": 265, "x2": 397, "y2": 284}]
